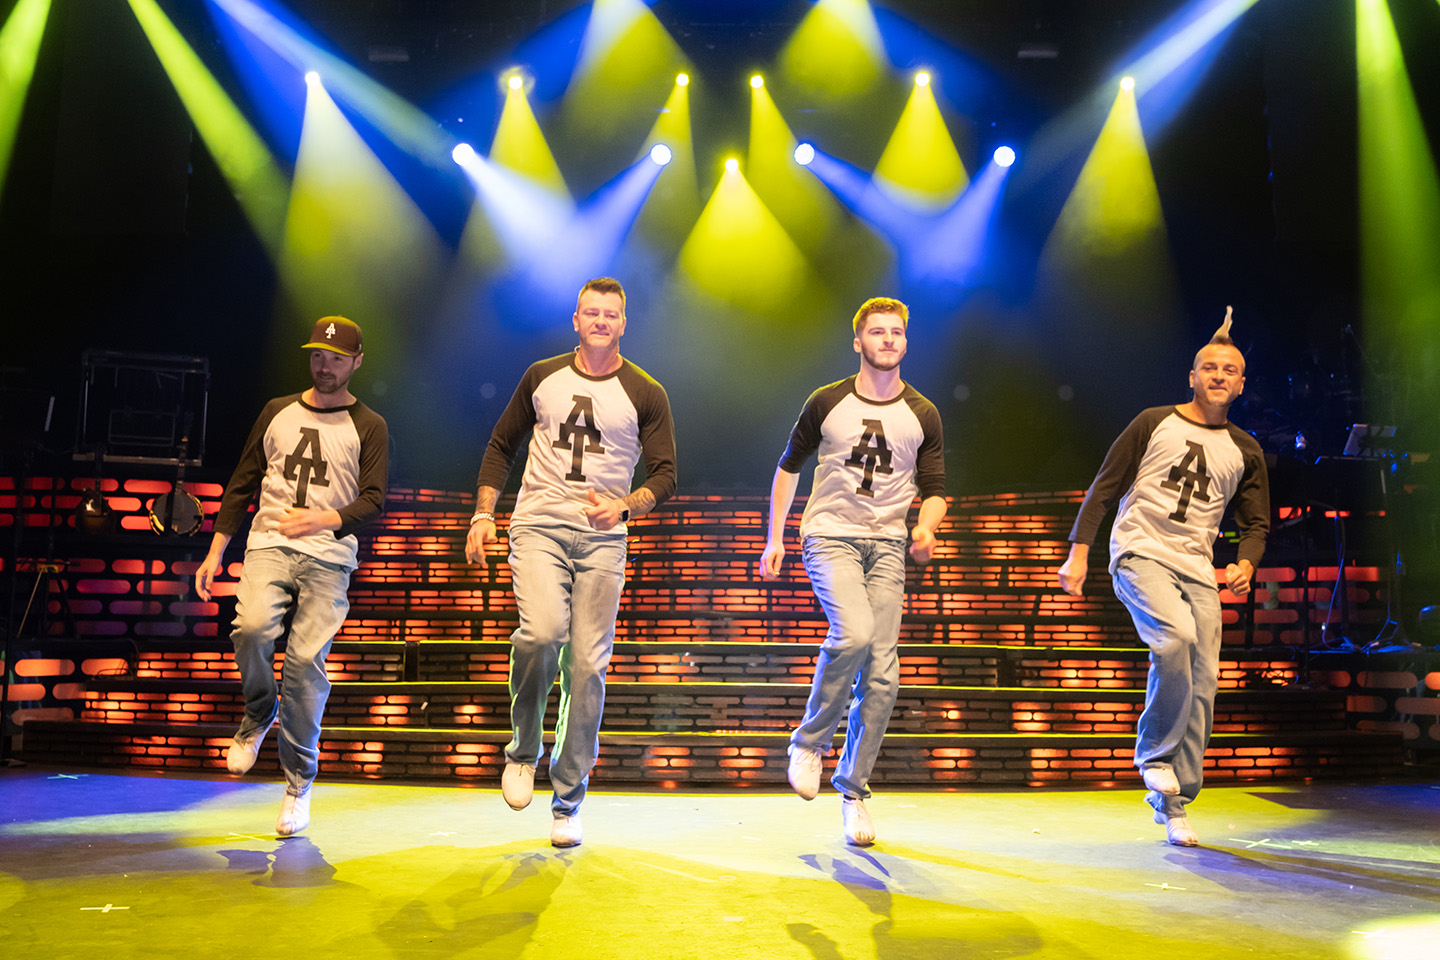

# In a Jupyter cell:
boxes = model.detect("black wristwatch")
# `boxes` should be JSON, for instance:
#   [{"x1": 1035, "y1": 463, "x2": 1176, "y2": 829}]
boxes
[{"x1": 620, "y1": 508, "x2": 630, "y2": 523}]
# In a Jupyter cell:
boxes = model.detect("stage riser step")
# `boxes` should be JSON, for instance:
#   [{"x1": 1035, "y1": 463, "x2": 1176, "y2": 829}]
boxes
[
  {"x1": 20, "y1": 722, "x2": 1405, "y2": 789},
  {"x1": 78, "y1": 682, "x2": 1347, "y2": 737},
  {"x1": 118, "y1": 641, "x2": 1302, "y2": 690},
  {"x1": 340, "y1": 619, "x2": 1148, "y2": 648}
]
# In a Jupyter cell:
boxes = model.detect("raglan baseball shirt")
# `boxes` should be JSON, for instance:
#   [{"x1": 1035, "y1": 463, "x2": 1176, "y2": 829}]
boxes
[
  {"x1": 214, "y1": 394, "x2": 389, "y2": 571},
  {"x1": 1069, "y1": 405, "x2": 1269, "y2": 585},
  {"x1": 778, "y1": 376, "x2": 946, "y2": 541},
  {"x1": 478, "y1": 354, "x2": 677, "y2": 533}
]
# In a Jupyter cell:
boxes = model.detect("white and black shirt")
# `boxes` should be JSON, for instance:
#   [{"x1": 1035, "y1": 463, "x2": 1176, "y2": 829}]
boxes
[
  {"x1": 477, "y1": 353, "x2": 677, "y2": 532},
  {"x1": 1069, "y1": 405, "x2": 1269, "y2": 585},
  {"x1": 778, "y1": 376, "x2": 946, "y2": 541},
  {"x1": 214, "y1": 394, "x2": 389, "y2": 570}
]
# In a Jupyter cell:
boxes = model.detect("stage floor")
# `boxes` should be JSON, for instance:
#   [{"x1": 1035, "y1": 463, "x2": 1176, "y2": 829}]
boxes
[{"x1": 1, "y1": 767, "x2": 1437, "y2": 960}]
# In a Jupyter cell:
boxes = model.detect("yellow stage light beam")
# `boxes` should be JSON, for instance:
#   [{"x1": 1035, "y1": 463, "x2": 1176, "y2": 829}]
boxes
[
  {"x1": 677, "y1": 162, "x2": 822, "y2": 316},
  {"x1": 0, "y1": 0, "x2": 51, "y2": 200},
  {"x1": 1038, "y1": 82, "x2": 1180, "y2": 328},
  {"x1": 277, "y1": 78, "x2": 444, "y2": 388},
  {"x1": 1356, "y1": 0, "x2": 1440, "y2": 345},
  {"x1": 635, "y1": 76, "x2": 700, "y2": 241},
  {"x1": 872, "y1": 75, "x2": 968, "y2": 212},
  {"x1": 126, "y1": 0, "x2": 287, "y2": 254},
  {"x1": 747, "y1": 79, "x2": 840, "y2": 251},
  {"x1": 780, "y1": 0, "x2": 885, "y2": 101},
  {"x1": 561, "y1": 0, "x2": 687, "y2": 138},
  {"x1": 492, "y1": 76, "x2": 570, "y2": 198}
]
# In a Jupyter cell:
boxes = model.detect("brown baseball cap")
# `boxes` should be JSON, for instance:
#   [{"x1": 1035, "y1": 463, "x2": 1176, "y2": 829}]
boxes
[{"x1": 302, "y1": 316, "x2": 363, "y2": 356}]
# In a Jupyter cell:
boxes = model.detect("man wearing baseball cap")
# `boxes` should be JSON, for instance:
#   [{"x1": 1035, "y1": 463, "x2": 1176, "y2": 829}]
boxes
[{"x1": 195, "y1": 315, "x2": 389, "y2": 836}]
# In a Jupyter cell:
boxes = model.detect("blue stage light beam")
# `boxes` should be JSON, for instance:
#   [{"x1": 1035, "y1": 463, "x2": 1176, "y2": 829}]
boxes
[
  {"x1": 527, "y1": 157, "x2": 666, "y2": 303},
  {"x1": 453, "y1": 149, "x2": 574, "y2": 269},
  {"x1": 908, "y1": 158, "x2": 1011, "y2": 290},
  {"x1": 453, "y1": 148, "x2": 664, "y2": 320},
  {"x1": 802, "y1": 146, "x2": 1012, "y2": 300},
  {"x1": 1017, "y1": 0, "x2": 1260, "y2": 191},
  {"x1": 208, "y1": 0, "x2": 454, "y2": 167}
]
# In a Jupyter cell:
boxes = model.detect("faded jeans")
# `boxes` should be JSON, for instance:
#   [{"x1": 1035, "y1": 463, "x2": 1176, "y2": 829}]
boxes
[
  {"x1": 506, "y1": 524, "x2": 627, "y2": 817},
  {"x1": 231, "y1": 546, "x2": 351, "y2": 796},
  {"x1": 790, "y1": 535, "x2": 906, "y2": 799},
  {"x1": 1112, "y1": 554, "x2": 1223, "y2": 817}
]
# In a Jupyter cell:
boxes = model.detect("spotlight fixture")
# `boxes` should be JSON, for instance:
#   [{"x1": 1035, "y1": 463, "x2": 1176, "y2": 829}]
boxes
[
  {"x1": 1120, "y1": 76, "x2": 1135, "y2": 91},
  {"x1": 676, "y1": 73, "x2": 689, "y2": 87},
  {"x1": 508, "y1": 74, "x2": 524, "y2": 91},
  {"x1": 725, "y1": 158, "x2": 739, "y2": 173},
  {"x1": 993, "y1": 146, "x2": 1016, "y2": 168},
  {"x1": 452, "y1": 143, "x2": 477, "y2": 165},
  {"x1": 304, "y1": 70, "x2": 319, "y2": 85},
  {"x1": 915, "y1": 71, "x2": 931, "y2": 87},
  {"x1": 750, "y1": 75, "x2": 764, "y2": 89},
  {"x1": 650, "y1": 144, "x2": 673, "y2": 166},
  {"x1": 794, "y1": 142, "x2": 815, "y2": 166}
]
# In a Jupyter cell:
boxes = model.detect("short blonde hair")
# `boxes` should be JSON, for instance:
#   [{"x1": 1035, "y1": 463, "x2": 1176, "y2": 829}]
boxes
[{"x1": 851, "y1": 297, "x2": 909, "y2": 336}]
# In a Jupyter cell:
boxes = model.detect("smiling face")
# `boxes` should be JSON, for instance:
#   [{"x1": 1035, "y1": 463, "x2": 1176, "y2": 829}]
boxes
[
  {"x1": 854, "y1": 310, "x2": 908, "y2": 372},
  {"x1": 310, "y1": 348, "x2": 362, "y2": 396},
  {"x1": 1188, "y1": 342, "x2": 1246, "y2": 414},
  {"x1": 572, "y1": 289, "x2": 626, "y2": 353}
]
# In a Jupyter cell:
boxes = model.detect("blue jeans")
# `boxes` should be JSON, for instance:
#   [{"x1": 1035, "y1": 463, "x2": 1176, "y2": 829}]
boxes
[
  {"x1": 230, "y1": 546, "x2": 351, "y2": 796},
  {"x1": 790, "y1": 536, "x2": 906, "y2": 799},
  {"x1": 506, "y1": 524, "x2": 627, "y2": 817},
  {"x1": 1112, "y1": 554, "x2": 1222, "y2": 817}
]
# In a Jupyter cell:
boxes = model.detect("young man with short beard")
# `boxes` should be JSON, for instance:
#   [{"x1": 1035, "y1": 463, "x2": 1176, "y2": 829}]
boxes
[
  {"x1": 760, "y1": 296, "x2": 947, "y2": 846},
  {"x1": 196, "y1": 316, "x2": 389, "y2": 836}
]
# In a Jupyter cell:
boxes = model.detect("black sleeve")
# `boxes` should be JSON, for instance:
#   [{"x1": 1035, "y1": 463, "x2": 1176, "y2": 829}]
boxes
[
  {"x1": 633, "y1": 373, "x2": 677, "y2": 507},
  {"x1": 213, "y1": 396, "x2": 293, "y2": 537},
  {"x1": 908, "y1": 392, "x2": 947, "y2": 501},
  {"x1": 1068, "y1": 408, "x2": 1167, "y2": 545},
  {"x1": 1229, "y1": 427, "x2": 1270, "y2": 570},
  {"x1": 777, "y1": 381, "x2": 846, "y2": 474},
  {"x1": 476, "y1": 363, "x2": 544, "y2": 492},
  {"x1": 336, "y1": 403, "x2": 389, "y2": 539}
]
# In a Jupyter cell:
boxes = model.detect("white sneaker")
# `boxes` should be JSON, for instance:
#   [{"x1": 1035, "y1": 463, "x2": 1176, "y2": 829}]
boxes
[
  {"x1": 276, "y1": 790, "x2": 311, "y2": 837},
  {"x1": 502, "y1": 762, "x2": 536, "y2": 810},
  {"x1": 1142, "y1": 766, "x2": 1181, "y2": 797},
  {"x1": 550, "y1": 813, "x2": 583, "y2": 848},
  {"x1": 226, "y1": 721, "x2": 271, "y2": 775},
  {"x1": 842, "y1": 798, "x2": 875, "y2": 846},
  {"x1": 787, "y1": 747, "x2": 823, "y2": 801},
  {"x1": 1152, "y1": 809, "x2": 1198, "y2": 847}
]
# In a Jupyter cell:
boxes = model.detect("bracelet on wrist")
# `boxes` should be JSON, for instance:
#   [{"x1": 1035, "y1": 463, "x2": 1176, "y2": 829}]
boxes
[{"x1": 470, "y1": 512, "x2": 495, "y2": 525}]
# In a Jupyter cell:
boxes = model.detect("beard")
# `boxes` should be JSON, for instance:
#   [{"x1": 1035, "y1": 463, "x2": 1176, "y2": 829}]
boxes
[
  {"x1": 312, "y1": 370, "x2": 350, "y2": 394},
  {"x1": 861, "y1": 343, "x2": 905, "y2": 371}
]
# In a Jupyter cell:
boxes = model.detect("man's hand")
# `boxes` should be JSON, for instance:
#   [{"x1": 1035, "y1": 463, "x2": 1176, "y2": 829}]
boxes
[
  {"x1": 908, "y1": 525, "x2": 936, "y2": 563},
  {"x1": 194, "y1": 553, "x2": 223, "y2": 601},
  {"x1": 277, "y1": 507, "x2": 338, "y2": 538},
  {"x1": 1057, "y1": 542, "x2": 1090, "y2": 596},
  {"x1": 759, "y1": 540, "x2": 785, "y2": 580},
  {"x1": 583, "y1": 490, "x2": 625, "y2": 531},
  {"x1": 1225, "y1": 560, "x2": 1254, "y2": 597},
  {"x1": 465, "y1": 519, "x2": 497, "y2": 565}
]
